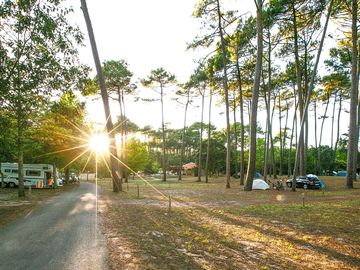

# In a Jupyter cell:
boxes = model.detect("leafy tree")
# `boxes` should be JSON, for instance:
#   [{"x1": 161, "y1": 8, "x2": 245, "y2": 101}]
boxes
[
  {"x1": 125, "y1": 138, "x2": 149, "y2": 178},
  {"x1": 1, "y1": 0, "x2": 85, "y2": 197}
]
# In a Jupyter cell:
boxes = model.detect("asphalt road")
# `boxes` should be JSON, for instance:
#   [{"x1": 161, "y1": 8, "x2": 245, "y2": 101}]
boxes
[{"x1": 0, "y1": 182, "x2": 108, "y2": 270}]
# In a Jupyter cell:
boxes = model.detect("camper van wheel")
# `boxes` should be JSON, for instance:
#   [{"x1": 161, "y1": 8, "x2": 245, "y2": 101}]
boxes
[{"x1": 8, "y1": 182, "x2": 16, "y2": 188}]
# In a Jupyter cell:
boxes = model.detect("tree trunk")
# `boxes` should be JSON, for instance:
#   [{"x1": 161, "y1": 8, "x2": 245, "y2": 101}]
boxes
[
  {"x1": 233, "y1": 92, "x2": 238, "y2": 178},
  {"x1": 313, "y1": 99, "x2": 318, "y2": 174},
  {"x1": 235, "y1": 57, "x2": 245, "y2": 185},
  {"x1": 52, "y1": 163, "x2": 57, "y2": 188},
  {"x1": 179, "y1": 89, "x2": 190, "y2": 181},
  {"x1": 333, "y1": 94, "x2": 342, "y2": 169},
  {"x1": 330, "y1": 92, "x2": 337, "y2": 150},
  {"x1": 160, "y1": 84, "x2": 167, "y2": 181},
  {"x1": 317, "y1": 94, "x2": 330, "y2": 175},
  {"x1": 346, "y1": 0, "x2": 358, "y2": 188},
  {"x1": 283, "y1": 101, "x2": 289, "y2": 177},
  {"x1": 216, "y1": 0, "x2": 231, "y2": 188},
  {"x1": 121, "y1": 89, "x2": 129, "y2": 183},
  {"x1": 292, "y1": 3, "x2": 305, "y2": 177},
  {"x1": 198, "y1": 88, "x2": 205, "y2": 182},
  {"x1": 278, "y1": 95, "x2": 283, "y2": 176},
  {"x1": 17, "y1": 110, "x2": 25, "y2": 197},
  {"x1": 244, "y1": 0, "x2": 263, "y2": 191},
  {"x1": 205, "y1": 91, "x2": 212, "y2": 183},
  {"x1": 292, "y1": 0, "x2": 333, "y2": 190},
  {"x1": 81, "y1": 0, "x2": 122, "y2": 192}
]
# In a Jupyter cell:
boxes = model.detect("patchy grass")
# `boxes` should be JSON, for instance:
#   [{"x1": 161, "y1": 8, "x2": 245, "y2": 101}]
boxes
[
  {"x1": 99, "y1": 176, "x2": 360, "y2": 270},
  {"x1": 0, "y1": 184, "x2": 78, "y2": 227}
]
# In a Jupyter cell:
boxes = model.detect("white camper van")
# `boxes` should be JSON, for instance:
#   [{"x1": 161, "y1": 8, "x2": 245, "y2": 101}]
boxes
[{"x1": 0, "y1": 163, "x2": 58, "y2": 188}]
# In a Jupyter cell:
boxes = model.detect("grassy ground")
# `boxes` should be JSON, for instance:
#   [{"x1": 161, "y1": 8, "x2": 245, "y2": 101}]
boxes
[
  {"x1": 98, "y1": 176, "x2": 360, "y2": 270},
  {"x1": 0, "y1": 184, "x2": 78, "y2": 227}
]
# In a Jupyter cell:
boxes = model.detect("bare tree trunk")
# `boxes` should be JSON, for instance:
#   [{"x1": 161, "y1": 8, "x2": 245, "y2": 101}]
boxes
[
  {"x1": 288, "y1": 88, "x2": 298, "y2": 177},
  {"x1": 235, "y1": 58, "x2": 245, "y2": 185},
  {"x1": 333, "y1": 94, "x2": 342, "y2": 169},
  {"x1": 330, "y1": 92, "x2": 337, "y2": 150},
  {"x1": 283, "y1": 101, "x2": 289, "y2": 176},
  {"x1": 117, "y1": 88, "x2": 124, "y2": 181},
  {"x1": 292, "y1": 3, "x2": 305, "y2": 177},
  {"x1": 17, "y1": 109, "x2": 25, "y2": 197},
  {"x1": 198, "y1": 88, "x2": 205, "y2": 182},
  {"x1": 244, "y1": 0, "x2": 263, "y2": 191},
  {"x1": 346, "y1": 0, "x2": 358, "y2": 188},
  {"x1": 121, "y1": 89, "x2": 129, "y2": 183},
  {"x1": 270, "y1": 97, "x2": 277, "y2": 178},
  {"x1": 313, "y1": 99, "x2": 318, "y2": 174},
  {"x1": 160, "y1": 84, "x2": 167, "y2": 182},
  {"x1": 233, "y1": 92, "x2": 238, "y2": 178},
  {"x1": 179, "y1": 89, "x2": 190, "y2": 181},
  {"x1": 317, "y1": 94, "x2": 330, "y2": 175},
  {"x1": 279, "y1": 95, "x2": 283, "y2": 176},
  {"x1": 205, "y1": 91, "x2": 212, "y2": 183},
  {"x1": 216, "y1": 0, "x2": 231, "y2": 188},
  {"x1": 81, "y1": 0, "x2": 122, "y2": 192}
]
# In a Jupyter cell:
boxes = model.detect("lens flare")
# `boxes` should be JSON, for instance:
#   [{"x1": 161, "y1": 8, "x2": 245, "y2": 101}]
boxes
[{"x1": 89, "y1": 133, "x2": 109, "y2": 154}]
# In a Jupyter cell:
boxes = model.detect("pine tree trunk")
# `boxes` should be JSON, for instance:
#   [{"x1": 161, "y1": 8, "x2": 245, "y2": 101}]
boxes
[
  {"x1": 17, "y1": 110, "x2": 25, "y2": 197},
  {"x1": 346, "y1": 0, "x2": 358, "y2": 188},
  {"x1": 179, "y1": 89, "x2": 190, "y2": 181},
  {"x1": 244, "y1": 0, "x2": 263, "y2": 191},
  {"x1": 216, "y1": 0, "x2": 231, "y2": 188},
  {"x1": 198, "y1": 88, "x2": 205, "y2": 182},
  {"x1": 81, "y1": 0, "x2": 122, "y2": 191},
  {"x1": 160, "y1": 84, "x2": 167, "y2": 182},
  {"x1": 205, "y1": 92, "x2": 212, "y2": 183},
  {"x1": 235, "y1": 58, "x2": 245, "y2": 185},
  {"x1": 317, "y1": 94, "x2": 330, "y2": 175},
  {"x1": 333, "y1": 94, "x2": 342, "y2": 169}
]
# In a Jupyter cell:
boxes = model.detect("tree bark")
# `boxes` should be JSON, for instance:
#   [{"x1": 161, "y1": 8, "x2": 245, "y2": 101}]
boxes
[
  {"x1": 205, "y1": 91, "x2": 212, "y2": 183},
  {"x1": 160, "y1": 83, "x2": 167, "y2": 181},
  {"x1": 198, "y1": 87, "x2": 205, "y2": 182},
  {"x1": 179, "y1": 88, "x2": 190, "y2": 181},
  {"x1": 235, "y1": 57, "x2": 245, "y2": 185},
  {"x1": 244, "y1": 0, "x2": 263, "y2": 191},
  {"x1": 81, "y1": 0, "x2": 122, "y2": 191},
  {"x1": 317, "y1": 93, "x2": 330, "y2": 175},
  {"x1": 346, "y1": 0, "x2": 358, "y2": 188},
  {"x1": 216, "y1": 0, "x2": 231, "y2": 188}
]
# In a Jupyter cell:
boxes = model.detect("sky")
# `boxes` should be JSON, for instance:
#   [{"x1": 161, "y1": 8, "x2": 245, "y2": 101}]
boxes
[
  {"x1": 71, "y1": 0, "x2": 349, "y2": 147},
  {"x1": 72, "y1": 0, "x2": 254, "y2": 130}
]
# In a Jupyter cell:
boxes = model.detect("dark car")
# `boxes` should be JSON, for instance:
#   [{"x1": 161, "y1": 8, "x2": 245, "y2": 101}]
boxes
[{"x1": 286, "y1": 175, "x2": 321, "y2": 189}]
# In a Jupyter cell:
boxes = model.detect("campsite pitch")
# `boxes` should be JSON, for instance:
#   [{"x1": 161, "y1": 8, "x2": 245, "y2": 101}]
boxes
[{"x1": 98, "y1": 176, "x2": 360, "y2": 270}]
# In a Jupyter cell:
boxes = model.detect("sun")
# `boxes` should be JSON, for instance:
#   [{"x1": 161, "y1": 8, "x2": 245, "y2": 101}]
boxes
[{"x1": 88, "y1": 133, "x2": 110, "y2": 154}]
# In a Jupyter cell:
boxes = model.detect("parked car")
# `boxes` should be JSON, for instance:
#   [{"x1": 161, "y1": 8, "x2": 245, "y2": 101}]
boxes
[{"x1": 286, "y1": 175, "x2": 321, "y2": 189}]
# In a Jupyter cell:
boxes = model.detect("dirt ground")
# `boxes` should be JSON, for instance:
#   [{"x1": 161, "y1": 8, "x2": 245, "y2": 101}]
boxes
[{"x1": 99, "y1": 176, "x2": 360, "y2": 270}]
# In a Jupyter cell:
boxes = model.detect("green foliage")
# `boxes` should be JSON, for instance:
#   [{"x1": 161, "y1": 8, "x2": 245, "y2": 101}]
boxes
[{"x1": 125, "y1": 138, "x2": 149, "y2": 174}]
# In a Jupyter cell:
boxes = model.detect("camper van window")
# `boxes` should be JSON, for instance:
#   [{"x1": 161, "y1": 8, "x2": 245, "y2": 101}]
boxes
[
  {"x1": 12, "y1": 169, "x2": 18, "y2": 173},
  {"x1": 26, "y1": 170, "x2": 41, "y2": 177},
  {"x1": 4, "y1": 169, "x2": 11, "y2": 173}
]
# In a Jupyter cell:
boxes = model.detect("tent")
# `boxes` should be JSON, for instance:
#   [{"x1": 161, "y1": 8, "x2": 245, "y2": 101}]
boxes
[
  {"x1": 252, "y1": 179, "x2": 270, "y2": 190},
  {"x1": 337, "y1": 171, "x2": 346, "y2": 176}
]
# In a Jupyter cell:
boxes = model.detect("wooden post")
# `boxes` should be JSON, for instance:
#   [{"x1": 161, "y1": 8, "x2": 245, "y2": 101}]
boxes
[{"x1": 168, "y1": 195, "x2": 171, "y2": 213}]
